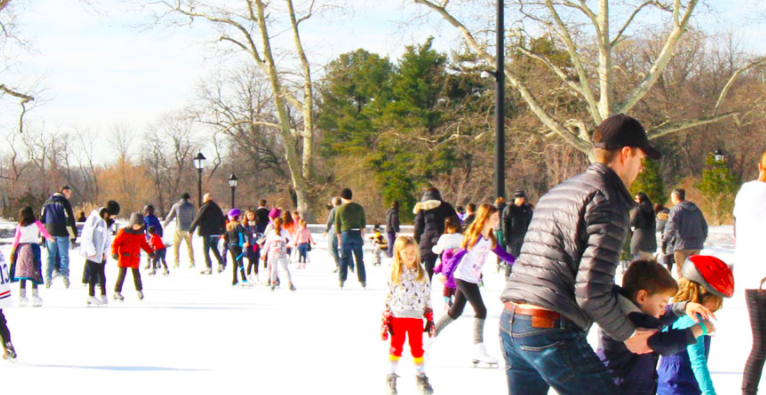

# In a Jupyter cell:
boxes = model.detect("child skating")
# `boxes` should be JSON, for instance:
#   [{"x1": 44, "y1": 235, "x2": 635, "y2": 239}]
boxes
[
  {"x1": 657, "y1": 255, "x2": 734, "y2": 395},
  {"x1": 432, "y1": 216, "x2": 462, "y2": 311},
  {"x1": 292, "y1": 219, "x2": 315, "y2": 269},
  {"x1": 371, "y1": 224, "x2": 388, "y2": 266},
  {"x1": 224, "y1": 208, "x2": 250, "y2": 286},
  {"x1": 80, "y1": 202, "x2": 120, "y2": 306},
  {"x1": 382, "y1": 236, "x2": 435, "y2": 395},
  {"x1": 261, "y1": 217, "x2": 295, "y2": 291},
  {"x1": 112, "y1": 213, "x2": 154, "y2": 302},
  {"x1": 147, "y1": 226, "x2": 169, "y2": 276},
  {"x1": 243, "y1": 210, "x2": 261, "y2": 284},
  {"x1": 0, "y1": 251, "x2": 18, "y2": 361},
  {"x1": 9, "y1": 207, "x2": 54, "y2": 307}
]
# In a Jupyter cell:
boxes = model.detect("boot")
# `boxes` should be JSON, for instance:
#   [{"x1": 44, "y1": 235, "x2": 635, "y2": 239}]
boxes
[
  {"x1": 62, "y1": 277, "x2": 70, "y2": 289},
  {"x1": 18, "y1": 288, "x2": 28, "y2": 307},
  {"x1": 416, "y1": 374, "x2": 434, "y2": 395},
  {"x1": 3, "y1": 341, "x2": 17, "y2": 361},
  {"x1": 31, "y1": 288, "x2": 43, "y2": 307},
  {"x1": 385, "y1": 374, "x2": 398, "y2": 395},
  {"x1": 87, "y1": 296, "x2": 103, "y2": 306},
  {"x1": 113, "y1": 292, "x2": 124, "y2": 302},
  {"x1": 101, "y1": 294, "x2": 109, "y2": 305},
  {"x1": 472, "y1": 342, "x2": 498, "y2": 367},
  {"x1": 137, "y1": 291, "x2": 144, "y2": 301}
]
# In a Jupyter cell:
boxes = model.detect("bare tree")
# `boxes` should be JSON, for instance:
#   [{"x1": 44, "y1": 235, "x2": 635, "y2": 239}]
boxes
[
  {"x1": 411, "y1": 0, "x2": 766, "y2": 156},
  {"x1": 0, "y1": 1, "x2": 34, "y2": 132},
  {"x1": 147, "y1": 0, "x2": 323, "y2": 216}
]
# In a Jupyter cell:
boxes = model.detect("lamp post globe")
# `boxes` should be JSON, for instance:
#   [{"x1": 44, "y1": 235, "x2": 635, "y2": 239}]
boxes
[
  {"x1": 229, "y1": 174, "x2": 238, "y2": 208},
  {"x1": 194, "y1": 151, "x2": 206, "y2": 207},
  {"x1": 714, "y1": 149, "x2": 726, "y2": 163}
]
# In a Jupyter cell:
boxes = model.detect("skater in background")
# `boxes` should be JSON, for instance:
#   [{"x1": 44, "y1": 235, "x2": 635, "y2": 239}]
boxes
[
  {"x1": 382, "y1": 236, "x2": 434, "y2": 395},
  {"x1": 255, "y1": 200, "x2": 270, "y2": 234},
  {"x1": 224, "y1": 208, "x2": 249, "y2": 286},
  {"x1": 385, "y1": 201, "x2": 400, "y2": 258},
  {"x1": 293, "y1": 219, "x2": 315, "y2": 269},
  {"x1": 662, "y1": 189, "x2": 708, "y2": 280},
  {"x1": 261, "y1": 217, "x2": 295, "y2": 291},
  {"x1": 76, "y1": 211, "x2": 86, "y2": 223},
  {"x1": 413, "y1": 187, "x2": 457, "y2": 281},
  {"x1": 0, "y1": 251, "x2": 18, "y2": 361},
  {"x1": 147, "y1": 226, "x2": 169, "y2": 276},
  {"x1": 190, "y1": 193, "x2": 226, "y2": 275},
  {"x1": 242, "y1": 210, "x2": 261, "y2": 283},
  {"x1": 335, "y1": 188, "x2": 367, "y2": 288},
  {"x1": 371, "y1": 224, "x2": 387, "y2": 266},
  {"x1": 9, "y1": 206, "x2": 54, "y2": 307},
  {"x1": 657, "y1": 255, "x2": 734, "y2": 395},
  {"x1": 733, "y1": 148, "x2": 766, "y2": 395},
  {"x1": 501, "y1": 190, "x2": 533, "y2": 279},
  {"x1": 455, "y1": 206, "x2": 466, "y2": 223},
  {"x1": 41, "y1": 185, "x2": 77, "y2": 288},
  {"x1": 112, "y1": 213, "x2": 154, "y2": 302},
  {"x1": 80, "y1": 201, "x2": 120, "y2": 306},
  {"x1": 630, "y1": 192, "x2": 657, "y2": 261},
  {"x1": 432, "y1": 215, "x2": 463, "y2": 310},
  {"x1": 323, "y1": 197, "x2": 342, "y2": 273},
  {"x1": 142, "y1": 205, "x2": 163, "y2": 270},
  {"x1": 163, "y1": 192, "x2": 196, "y2": 269},
  {"x1": 463, "y1": 203, "x2": 476, "y2": 227},
  {"x1": 596, "y1": 260, "x2": 716, "y2": 395},
  {"x1": 282, "y1": 211, "x2": 297, "y2": 263},
  {"x1": 433, "y1": 204, "x2": 515, "y2": 366}
]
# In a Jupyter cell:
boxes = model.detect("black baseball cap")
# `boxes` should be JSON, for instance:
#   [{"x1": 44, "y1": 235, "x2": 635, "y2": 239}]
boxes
[{"x1": 592, "y1": 114, "x2": 661, "y2": 160}]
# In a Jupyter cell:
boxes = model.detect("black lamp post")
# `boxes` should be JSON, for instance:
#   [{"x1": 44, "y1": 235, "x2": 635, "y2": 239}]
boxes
[
  {"x1": 228, "y1": 174, "x2": 238, "y2": 208},
  {"x1": 193, "y1": 151, "x2": 206, "y2": 207},
  {"x1": 714, "y1": 149, "x2": 726, "y2": 163}
]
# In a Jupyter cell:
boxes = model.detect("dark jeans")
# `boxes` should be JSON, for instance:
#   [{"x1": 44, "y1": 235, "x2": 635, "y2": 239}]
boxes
[
  {"x1": 744, "y1": 289, "x2": 766, "y2": 394},
  {"x1": 0, "y1": 310, "x2": 11, "y2": 348},
  {"x1": 448, "y1": 279, "x2": 487, "y2": 320},
  {"x1": 422, "y1": 252, "x2": 438, "y2": 283},
  {"x1": 86, "y1": 259, "x2": 106, "y2": 297},
  {"x1": 19, "y1": 279, "x2": 38, "y2": 290},
  {"x1": 328, "y1": 235, "x2": 340, "y2": 268},
  {"x1": 297, "y1": 243, "x2": 309, "y2": 263},
  {"x1": 114, "y1": 267, "x2": 142, "y2": 292},
  {"x1": 339, "y1": 231, "x2": 365, "y2": 284},
  {"x1": 246, "y1": 248, "x2": 260, "y2": 275},
  {"x1": 499, "y1": 307, "x2": 618, "y2": 395},
  {"x1": 229, "y1": 246, "x2": 246, "y2": 285},
  {"x1": 386, "y1": 231, "x2": 396, "y2": 258},
  {"x1": 202, "y1": 235, "x2": 224, "y2": 269},
  {"x1": 152, "y1": 249, "x2": 168, "y2": 271}
]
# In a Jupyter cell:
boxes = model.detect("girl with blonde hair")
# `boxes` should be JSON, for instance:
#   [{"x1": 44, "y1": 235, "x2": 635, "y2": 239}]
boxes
[
  {"x1": 381, "y1": 236, "x2": 434, "y2": 394},
  {"x1": 432, "y1": 204, "x2": 516, "y2": 367}
]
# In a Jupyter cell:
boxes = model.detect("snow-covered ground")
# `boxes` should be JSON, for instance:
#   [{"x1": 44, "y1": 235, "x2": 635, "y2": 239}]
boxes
[{"x1": 0, "y1": 225, "x2": 757, "y2": 395}]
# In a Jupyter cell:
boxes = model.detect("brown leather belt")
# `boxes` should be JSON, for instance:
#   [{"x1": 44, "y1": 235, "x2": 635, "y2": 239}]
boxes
[{"x1": 504, "y1": 302, "x2": 561, "y2": 321}]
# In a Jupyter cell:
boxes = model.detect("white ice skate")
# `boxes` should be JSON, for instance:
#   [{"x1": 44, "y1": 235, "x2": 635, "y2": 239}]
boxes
[
  {"x1": 31, "y1": 289, "x2": 43, "y2": 307},
  {"x1": 18, "y1": 296, "x2": 28, "y2": 307},
  {"x1": 101, "y1": 295, "x2": 109, "y2": 305},
  {"x1": 87, "y1": 296, "x2": 104, "y2": 306},
  {"x1": 471, "y1": 343, "x2": 498, "y2": 368}
]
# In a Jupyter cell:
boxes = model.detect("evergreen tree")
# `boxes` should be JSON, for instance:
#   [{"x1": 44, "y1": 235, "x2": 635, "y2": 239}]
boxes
[
  {"x1": 697, "y1": 153, "x2": 739, "y2": 224},
  {"x1": 630, "y1": 158, "x2": 666, "y2": 205}
]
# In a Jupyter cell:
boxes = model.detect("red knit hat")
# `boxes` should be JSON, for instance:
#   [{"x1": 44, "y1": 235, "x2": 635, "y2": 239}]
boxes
[{"x1": 681, "y1": 255, "x2": 734, "y2": 298}]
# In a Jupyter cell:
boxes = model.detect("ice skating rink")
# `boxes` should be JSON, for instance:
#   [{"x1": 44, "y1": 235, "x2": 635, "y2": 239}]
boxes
[{"x1": 0, "y1": 227, "x2": 754, "y2": 395}]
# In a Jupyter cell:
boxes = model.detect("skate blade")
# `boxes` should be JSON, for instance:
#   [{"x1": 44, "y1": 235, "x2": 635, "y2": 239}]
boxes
[{"x1": 472, "y1": 360, "x2": 499, "y2": 369}]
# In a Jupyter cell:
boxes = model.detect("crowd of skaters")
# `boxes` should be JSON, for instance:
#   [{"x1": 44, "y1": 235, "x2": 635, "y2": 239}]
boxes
[{"x1": 0, "y1": 114, "x2": 765, "y2": 395}]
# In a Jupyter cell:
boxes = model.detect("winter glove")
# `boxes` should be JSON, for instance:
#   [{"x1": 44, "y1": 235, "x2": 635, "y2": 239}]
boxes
[
  {"x1": 424, "y1": 308, "x2": 435, "y2": 338},
  {"x1": 381, "y1": 310, "x2": 393, "y2": 341},
  {"x1": 111, "y1": 253, "x2": 119, "y2": 261}
]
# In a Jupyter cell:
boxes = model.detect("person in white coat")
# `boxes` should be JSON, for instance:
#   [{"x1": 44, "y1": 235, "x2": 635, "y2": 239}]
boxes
[
  {"x1": 80, "y1": 201, "x2": 120, "y2": 306},
  {"x1": 736, "y1": 150, "x2": 766, "y2": 395}
]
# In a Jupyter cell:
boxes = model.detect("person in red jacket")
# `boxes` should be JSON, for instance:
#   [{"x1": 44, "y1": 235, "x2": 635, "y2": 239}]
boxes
[
  {"x1": 112, "y1": 213, "x2": 154, "y2": 302},
  {"x1": 147, "y1": 225, "x2": 168, "y2": 276}
]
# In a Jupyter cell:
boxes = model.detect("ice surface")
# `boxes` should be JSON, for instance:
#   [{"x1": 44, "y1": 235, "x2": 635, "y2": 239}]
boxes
[{"x1": 0, "y1": 226, "x2": 755, "y2": 395}]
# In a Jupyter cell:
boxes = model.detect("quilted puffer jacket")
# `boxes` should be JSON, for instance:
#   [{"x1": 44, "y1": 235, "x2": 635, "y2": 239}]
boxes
[
  {"x1": 501, "y1": 163, "x2": 637, "y2": 342},
  {"x1": 413, "y1": 189, "x2": 457, "y2": 256}
]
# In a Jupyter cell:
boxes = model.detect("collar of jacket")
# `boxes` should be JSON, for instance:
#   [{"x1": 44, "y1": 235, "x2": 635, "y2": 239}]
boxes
[
  {"x1": 588, "y1": 163, "x2": 636, "y2": 208},
  {"x1": 413, "y1": 200, "x2": 442, "y2": 214}
]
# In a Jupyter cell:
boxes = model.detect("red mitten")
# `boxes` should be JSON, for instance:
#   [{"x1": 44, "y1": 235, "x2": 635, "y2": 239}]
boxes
[
  {"x1": 381, "y1": 310, "x2": 393, "y2": 341},
  {"x1": 424, "y1": 308, "x2": 435, "y2": 338}
]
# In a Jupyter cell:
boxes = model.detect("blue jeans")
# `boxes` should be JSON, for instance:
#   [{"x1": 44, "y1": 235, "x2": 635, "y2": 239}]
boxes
[
  {"x1": 499, "y1": 307, "x2": 618, "y2": 395},
  {"x1": 386, "y1": 231, "x2": 396, "y2": 258},
  {"x1": 46, "y1": 236, "x2": 70, "y2": 281},
  {"x1": 297, "y1": 243, "x2": 309, "y2": 263},
  {"x1": 328, "y1": 235, "x2": 340, "y2": 268},
  {"x1": 202, "y1": 235, "x2": 224, "y2": 269},
  {"x1": 340, "y1": 231, "x2": 365, "y2": 284}
]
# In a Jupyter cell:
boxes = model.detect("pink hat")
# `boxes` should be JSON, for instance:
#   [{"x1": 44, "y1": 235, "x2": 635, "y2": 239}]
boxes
[{"x1": 268, "y1": 208, "x2": 281, "y2": 220}]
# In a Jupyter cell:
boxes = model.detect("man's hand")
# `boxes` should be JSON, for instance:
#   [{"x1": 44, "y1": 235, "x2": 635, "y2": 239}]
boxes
[
  {"x1": 624, "y1": 328, "x2": 659, "y2": 354},
  {"x1": 685, "y1": 302, "x2": 715, "y2": 322}
]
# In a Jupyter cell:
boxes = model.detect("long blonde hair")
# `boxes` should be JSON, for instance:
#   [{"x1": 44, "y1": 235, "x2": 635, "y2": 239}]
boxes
[
  {"x1": 461, "y1": 204, "x2": 498, "y2": 250},
  {"x1": 390, "y1": 236, "x2": 425, "y2": 286},
  {"x1": 675, "y1": 278, "x2": 724, "y2": 312},
  {"x1": 273, "y1": 217, "x2": 284, "y2": 235}
]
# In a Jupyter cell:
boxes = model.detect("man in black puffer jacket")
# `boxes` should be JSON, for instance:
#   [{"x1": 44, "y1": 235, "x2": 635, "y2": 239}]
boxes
[
  {"x1": 190, "y1": 193, "x2": 226, "y2": 275},
  {"x1": 499, "y1": 114, "x2": 666, "y2": 395},
  {"x1": 413, "y1": 187, "x2": 456, "y2": 281}
]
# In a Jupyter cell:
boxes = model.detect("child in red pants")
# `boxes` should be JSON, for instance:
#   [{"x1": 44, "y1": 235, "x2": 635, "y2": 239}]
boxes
[{"x1": 381, "y1": 236, "x2": 434, "y2": 395}]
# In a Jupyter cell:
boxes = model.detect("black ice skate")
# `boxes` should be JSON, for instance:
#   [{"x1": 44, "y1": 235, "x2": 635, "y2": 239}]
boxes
[
  {"x1": 416, "y1": 374, "x2": 434, "y2": 395},
  {"x1": 385, "y1": 373, "x2": 398, "y2": 395},
  {"x1": 3, "y1": 342, "x2": 16, "y2": 362}
]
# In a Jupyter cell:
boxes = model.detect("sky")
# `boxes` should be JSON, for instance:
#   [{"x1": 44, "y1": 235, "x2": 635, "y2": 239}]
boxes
[{"x1": 1, "y1": 0, "x2": 764, "y2": 161}]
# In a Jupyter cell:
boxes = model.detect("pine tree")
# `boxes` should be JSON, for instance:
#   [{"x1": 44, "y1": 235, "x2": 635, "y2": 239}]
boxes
[
  {"x1": 697, "y1": 153, "x2": 739, "y2": 224},
  {"x1": 630, "y1": 158, "x2": 666, "y2": 205}
]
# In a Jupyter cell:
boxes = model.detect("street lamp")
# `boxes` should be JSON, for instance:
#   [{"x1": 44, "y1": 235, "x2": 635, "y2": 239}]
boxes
[
  {"x1": 228, "y1": 173, "x2": 238, "y2": 208},
  {"x1": 193, "y1": 151, "x2": 206, "y2": 207},
  {"x1": 494, "y1": 0, "x2": 506, "y2": 199},
  {"x1": 714, "y1": 149, "x2": 726, "y2": 163}
]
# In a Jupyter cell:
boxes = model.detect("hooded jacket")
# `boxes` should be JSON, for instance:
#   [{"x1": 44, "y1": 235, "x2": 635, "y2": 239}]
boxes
[
  {"x1": 663, "y1": 201, "x2": 708, "y2": 253},
  {"x1": 501, "y1": 163, "x2": 637, "y2": 342},
  {"x1": 413, "y1": 189, "x2": 457, "y2": 256},
  {"x1": 385, "y1": 207, "x2": 400, "y2": 233},
  {"x1": 190, "y1": 200, "x2": 226, "y2": 237},
  {"x1": 112, "y1": 213, "x2": 153, "y2": 269},
  {"x1": 630, "y1": 200, "x2": 657, "y2": 254},
  {"x1": 80, "y1": 208, "x2": 111, "y2": 261},
  {"x1": 163, "y1": 198, "x2": 196, "y2": 232},
  {"x1": 41, "y1": 193, "x2": 77, "y2": 238},
  {"x1": 502, "y1": 203, "x2": 534, "y2": 247}
]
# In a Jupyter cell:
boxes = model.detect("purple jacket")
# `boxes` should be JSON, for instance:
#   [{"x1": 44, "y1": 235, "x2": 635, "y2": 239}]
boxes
[
  {"x1": 434, "y1": 249, "x2": 459, "y2": 289},
  {"x1": 439, "y1": 242, "x2": 515, "y2": 285}
]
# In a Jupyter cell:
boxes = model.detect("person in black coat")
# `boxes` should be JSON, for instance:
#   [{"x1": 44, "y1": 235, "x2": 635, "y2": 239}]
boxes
[
  {"x1": 384, "y1": 201, "x2": 400, "y2": 258},
  {"x1": 190, "y1": 193, "x2": 226, "y2": 275},
  {"x1": 255, "y1": 200, "x2": 270, "y2": 234},
  {"x1": 413, "y1": 187, "x2": 457, "y2": 281},
  {"x1": 502, "y1": 190, "x2": 534, "y2": 257},
  {"x1": 630, "y1": 192, "x2": 657, "y2": 260}
]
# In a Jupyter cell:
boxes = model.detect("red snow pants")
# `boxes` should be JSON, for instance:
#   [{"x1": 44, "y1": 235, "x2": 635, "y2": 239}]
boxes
[{"x1": 389, "y1": 317, "x2": 425, "y2": 359}]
